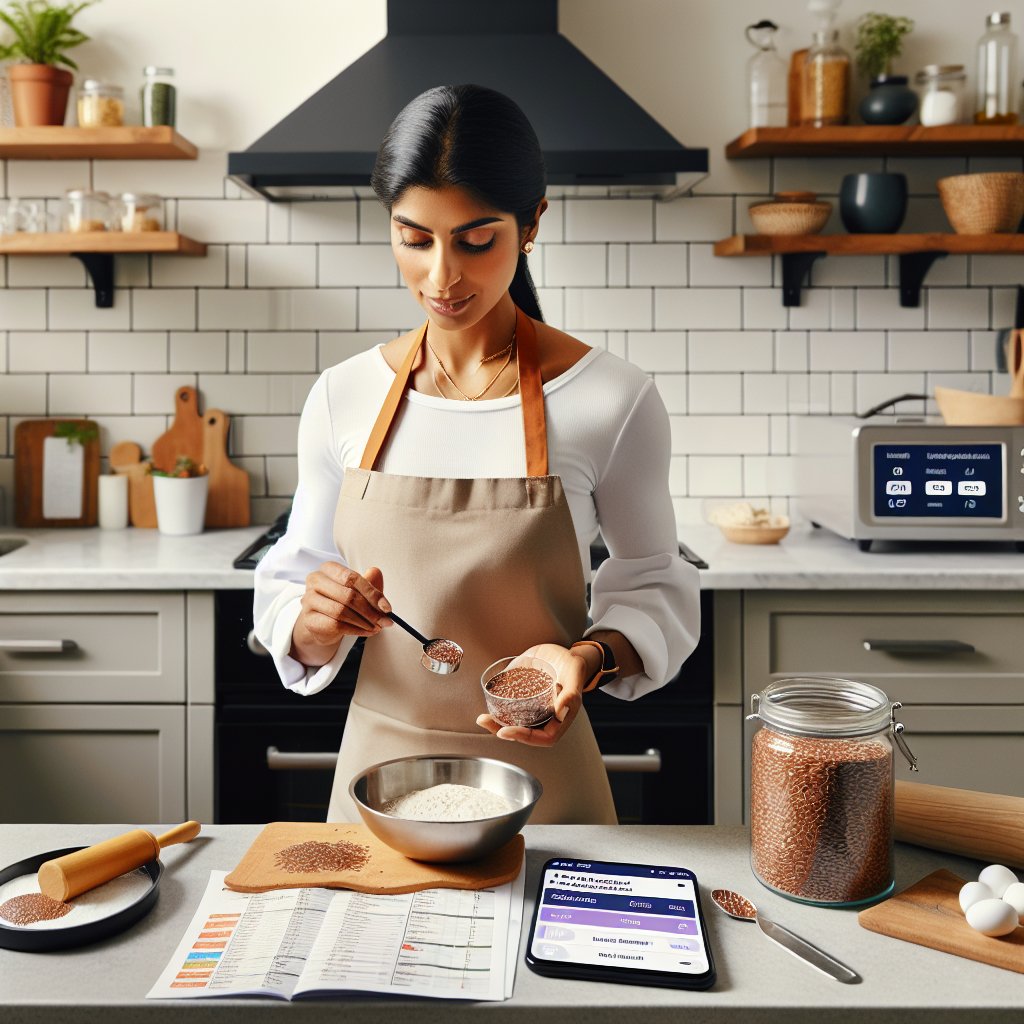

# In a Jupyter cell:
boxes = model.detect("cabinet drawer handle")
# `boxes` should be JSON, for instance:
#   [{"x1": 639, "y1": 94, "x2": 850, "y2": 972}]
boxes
[
  {"x1": 267, "y1": 747, "x2": 337, "y2": 771},
  {"x1": 0, "y1": 639, "x2": 77, "y2": 653},
  {"x1": 602, "y1": 749, "x2": 662, "y2": 774},
  {"x1": 863, "y1": 639, "x2": 976, "y2": 655},
  {"x1": 246, "y1": 629, "x2": 271, "y2": 656}
]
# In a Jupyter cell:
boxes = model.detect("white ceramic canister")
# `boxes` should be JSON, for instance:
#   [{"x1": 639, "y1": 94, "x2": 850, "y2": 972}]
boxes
[
  {"x1": 98, "y1": 473, "x2": 128, "y2": 530},
  {"x1": 152, "y1": 474, "x2": 208, "y2": 536}
]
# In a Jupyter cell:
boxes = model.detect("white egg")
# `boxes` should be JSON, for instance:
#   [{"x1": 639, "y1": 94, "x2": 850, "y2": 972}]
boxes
[
  {"x1": 965, "y1": 898, "x2": 1019, "y2": 937},
  {"x1": 958, "y1": 880, "x2": 994, "y2": 913},
  {"x1": 978, "y1": 864, "x2": 1019, "y2": 899},
  {"x1": 1002, "y1": 882, "x2": 1024, "y2": 923}
]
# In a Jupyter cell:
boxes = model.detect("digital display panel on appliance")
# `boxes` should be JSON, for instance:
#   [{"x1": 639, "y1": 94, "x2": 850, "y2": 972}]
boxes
[
  {"x1": 530, "y1": 860, "x2": 709, "y2": 976},
  {"x1": 873, "y1": 444, "x2": 1004, "y2": 518}
]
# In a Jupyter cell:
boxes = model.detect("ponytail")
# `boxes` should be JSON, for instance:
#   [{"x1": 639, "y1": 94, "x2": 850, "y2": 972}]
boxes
[{"x1": 509, "y1": 252, "x2": 544, "y2": 323}]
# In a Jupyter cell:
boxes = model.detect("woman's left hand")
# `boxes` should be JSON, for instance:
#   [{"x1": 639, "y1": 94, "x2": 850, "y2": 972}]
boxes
[{"x1": 476, "y1": 642, "x2": 588, "y2": 747}]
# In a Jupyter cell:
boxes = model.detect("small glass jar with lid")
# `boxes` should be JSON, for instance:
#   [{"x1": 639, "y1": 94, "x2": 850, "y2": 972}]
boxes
[
  {"x1": 77, "y1": 80, "x2": 124, "y2": 127},
  {"x1": 114, "y1": 192, "x2": 164, "y2": 232},
  {"x1": 747, "y1": 676, "x2": 918, "y2": 907},
  {"x1": 915, "y1": 65, "x2": 967, "y2": 126},
  {"x1": 62, "y1": 189, "x2": 113, "y2": 233},
  {"x1": 141, "y1": 66, "x2": 176, "y2": 127}
]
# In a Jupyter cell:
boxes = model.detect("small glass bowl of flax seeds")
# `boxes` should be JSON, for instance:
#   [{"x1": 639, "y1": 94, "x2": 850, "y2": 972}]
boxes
[{"x1": 481, "y1": 656, "x2": 557, "y2": 728}]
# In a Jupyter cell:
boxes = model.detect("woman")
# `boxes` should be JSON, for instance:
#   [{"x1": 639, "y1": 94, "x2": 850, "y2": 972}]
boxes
[{"x1": 254, "y1": 84, "x2": 700, "y2": 824}]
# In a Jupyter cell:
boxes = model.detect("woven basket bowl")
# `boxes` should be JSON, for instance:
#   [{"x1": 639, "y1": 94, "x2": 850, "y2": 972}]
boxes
[
  {"x1": 749, "y1": 200, "x2": 832, "y2": 236},
  {"x1": 937, "y1": 172, "x2": 1024, "y2": 234}
]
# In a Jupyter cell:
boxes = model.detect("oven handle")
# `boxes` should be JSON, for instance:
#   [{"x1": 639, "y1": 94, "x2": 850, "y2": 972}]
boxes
[
  {"x1": 247, "y1": 629, "x2": 271, "y2": 656},
  {"x1": 266, "y1": 746, "x2": 662, "y2": 774}
]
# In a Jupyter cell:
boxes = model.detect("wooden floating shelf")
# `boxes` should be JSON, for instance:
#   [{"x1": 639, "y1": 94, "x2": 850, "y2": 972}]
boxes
[
  {"x1": 714, "y1": 233, "x2": 1024, "y2": 307},
  {"x1": 0, "y1": 126, "x2": 198, "y2": 160},
  {"x1": 0, "y1": 232, "x2": 206, "y2": 307},
  {"x1": 726, "y1": 125, "x2": 1024, "y2": 159}
]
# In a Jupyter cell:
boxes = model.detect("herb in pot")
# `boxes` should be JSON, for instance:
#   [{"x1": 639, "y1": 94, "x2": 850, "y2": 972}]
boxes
[{"x1": 151, "y1": 456, "x2": 207, "y2": 479}]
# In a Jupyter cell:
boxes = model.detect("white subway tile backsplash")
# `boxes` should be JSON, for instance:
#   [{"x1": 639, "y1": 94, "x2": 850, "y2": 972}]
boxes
[
  {"x1": 970, "y1": 254, "x2": 1024, "y2": 286},
  {"x1": 920, "y1": 254, "x2": 968, "y2": 287},
  {"x1": 688, "y1": 374, "x2": 742, "y2": 414},
  {"x1": 50, "y1": 374, "x2": 131, "y2": 415},
  {"x1": 774, "y1": 157, "x2": 881, "y2": 195},
  {"x1": 689, "y1": 456, "x2": 742, "y2": 496},
  {"x1": 266, "y1": 455, "x2": 298, "y2": 495},
  {"x1": 7, "y1": 254, "x2": 86, "y2": 288},
  {"x1": 928, "y1": 288, "x2": 990, "y2": 329},
  {"x1": 134, "y1": 374, "x2": 198, "y2": 414},
  {"x1": 91, "y1": 416, "x2": 168, "y2": 453},
  {"x1": 629, "y1": 244, "x2": 686, "y2": 286},
  {"x1": 668, "y1": 455, "x2": 687, "y2": 495},
  {"x1": 886, "y1": 157, "x2": 967, "y2": 194},
  {"x1": 811, "y1": 256, "x2": 885, "y2": 288},
  {"x1": 535, "y1": 289, "x2": 564, "y2": 328},
  {"x1": 133, "y1": 289, "x2": 196, "y2": 330},
  {"x1": 234, "y1": 416, "x2": 300, "y2": 456},
  {"x1": 0, "y1": 290, "x2": 46, "y2": 329},
  {"x1": 199, "y1": 289, "x2": 274, "y2": 330},
  {"x1": 0, "y1": 374, "x2": 45, "y2": 414},
  {"x1": 152, "y1": 246, "x2": 227, "y2": 287},
  {"x1": 564, "y1": 287, "x2": 652, "y2": 330},
  {"x1": 178, "y1": 199, "x2": 266, "y2": 243},
  {"x1": 855, "y1": 288, "x2": 926, "y2": 330},
  {"x1": 319, "y1": 331, "x2": 392, "y2": 369},
  {"x1": 248, "y1": 245, "x2": 317, "y2": 288},
  {"x1": 170, "y1": 332, "x2": 228, "y2": 373},
  {"x1": 770, "y1": 414, "x2": 788, "y2": 454},
  {"x1": 268, "y1": 203, "x2": 290, "y2": 245},
  {"x1": 228, "y1": 245, "x2": 247, "y2": 288},
  {"x1": 653, "y1": 374, "x2": 687, "y2": 414},
  {"x1": 689, "y1": 244, "x2": 770, "y2": 286},
  {"x1": 545, "y1": 245, "x2": 607, "y2": 287},
  {"x1": 991, "y1": 288, "x2": 1017, "y2": 328},
  {"x1": 787, "y1": 287, "x2": 831, "y2": 330},
  {"x1": 291, "y1": 202, "x2": 358, "y2": 243},
  {"x1": 774, "y1": 331, "x2": 808, "y2": 372},
  {"x1": 830, "y1": 373, "x2": 855, "y2": 415},
  {"x1": 89, "y1": 331, "x2": 167, "y2": 372},
  {"x1": 198, "y1": 374, "x2": 271, "y2": 414},
  {"x1": 689, "y1": 331, "x2": 772, "y2": 372},
  {"x1": 671, "y1": 415, "x2": 770, "y2": 455},
  {"x1": 357, "y1": 201, "x2": 390, "y2": 243},
  {"x1": 247, "y1": 332, "x2": 316, "y2": 373},
  {"x1": 228, "y1": 331, "x2": 245, "y2": 372},
  {"x1": 743, "y1": 289, "x2": 788, "y2": 330},
  {"x1": 357, "y1": 288, "x2": 423, "y2": 331},
  {"x1": 50, "y1": 289, "x2": 129, "y2": 330},
  {"x1": 743, "y1": 373, "x2": 789, "y2": 413},
  {"x1": 606, "y1": 244, "x2": 626, "y2": 287},
  {"x1": 269, "y1": 374, "x2": 318, "y2": 414},
  {"x1": 565, "y1": 199, "x2": 653, "y2": 242},
  {"x1": 9, "y1": 332, "x2": 85, "y2": 373},
  {"x1": 627, "y1": 332, "x2": 686, "y2": 373},
  {"x1": 830, "y1": 288, "x2": 855, "y2": 330},
  {"x1": 319, "y1": 245, "x2": 398, "y2": 287},
  {"x1": 94, "y1": 150, "x2": 229, "y2": 198},
  {"x1": 809, "y1": 331, "x2": 885, "y2": 372},
  {"x1": 970, "y1": 331, "x2": 1001, "y2": 372},
  {"x1": 888, "y1": 331, "x2": 969, "y2": 372},
  {"x1": 656, "y1": 197, "x2": 732, "y2": 242},
  {"x1": 657, "y1": 288, "x2": 741, "y2": 330},
  {"x1": 855, "y1": 373, "x2": 926, "y2": 416}
]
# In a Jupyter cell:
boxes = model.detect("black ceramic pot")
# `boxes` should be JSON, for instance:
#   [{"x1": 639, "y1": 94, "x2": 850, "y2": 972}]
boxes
[
  {"x1": 859, "y1": 75, "x2": 919, "y2": 125},
  {"x1": 839, "y1": 172, "x2": 908, "y2": 233}
]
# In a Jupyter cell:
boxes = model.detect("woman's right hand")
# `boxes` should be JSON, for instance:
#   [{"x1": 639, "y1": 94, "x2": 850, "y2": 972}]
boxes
[{"x1": 290, "y1": 563, "x2": 393, "y2": 666}]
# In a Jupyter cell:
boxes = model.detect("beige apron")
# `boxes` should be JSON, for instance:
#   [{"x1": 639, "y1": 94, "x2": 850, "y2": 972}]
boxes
[{"x1": 326, "y1": 306, "x2": 617, "y2": 825}]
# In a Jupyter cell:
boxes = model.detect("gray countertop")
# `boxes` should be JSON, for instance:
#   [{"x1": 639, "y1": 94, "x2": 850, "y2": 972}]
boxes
[
  {"x1": 0, "y1": 824, "x2": 1019, "y2": 1022},
  {"x1": 0, "y1": 523, "x2": 1021, "y2": 590}
]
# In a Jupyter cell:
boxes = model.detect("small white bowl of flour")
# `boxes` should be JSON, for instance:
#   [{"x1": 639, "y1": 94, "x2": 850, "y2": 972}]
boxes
[{"x1": 350, "y1": 755, "x2": 542, "y2": 862}]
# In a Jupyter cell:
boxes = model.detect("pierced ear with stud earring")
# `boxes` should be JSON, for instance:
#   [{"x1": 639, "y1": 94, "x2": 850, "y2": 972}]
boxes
[{"x1": 522, "y1": 240, "x2": 534, "y2": 255}]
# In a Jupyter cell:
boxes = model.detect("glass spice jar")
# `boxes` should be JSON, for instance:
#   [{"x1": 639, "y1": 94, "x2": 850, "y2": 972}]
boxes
[
  {"x1": 747, "y1": 676, "x2": 918, "y2": 907},
  {"x1": 915, "y1": 65, "x2": 967, "y2": 126},
  {"x1": 77, "y1": 80, "x2": 124, "y2": 127},
  {"x1": 141, "y1": 66, "x2": 176, "y2": 128},
  {"x1": 62, "y1": 189, "x2": 113, "y2": 233},
  {"x1": 114, "y1": 192, "x2": 164, "y2": 232}
]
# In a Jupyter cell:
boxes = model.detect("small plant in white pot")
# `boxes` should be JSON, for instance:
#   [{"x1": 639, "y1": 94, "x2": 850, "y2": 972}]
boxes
[
  {"x1": 152, "y1": 456, "x2": 209, "y2": 536},
  {"x1": 0, "y1": 0, "x2": 94, "y2": 126}
]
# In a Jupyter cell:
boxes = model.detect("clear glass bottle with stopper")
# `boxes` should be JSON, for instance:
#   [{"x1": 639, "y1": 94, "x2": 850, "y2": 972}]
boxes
[
  {"x1": 975, "y1": 12, "x2": 1018, "y2": 124},
  {"x1": 746, "y1": 19, "x2": 788, "y2": 127},
  {"x1": 800, "y1": 0, "x2": 851, "y2": 126},
  {"x1": 141, "y1": 66, "x2": 176, "y2": 128}
]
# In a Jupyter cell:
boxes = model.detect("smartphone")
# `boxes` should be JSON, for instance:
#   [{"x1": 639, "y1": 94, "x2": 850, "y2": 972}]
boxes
[{"x1": 525, "y1": 857, "x2": 716, "y2": 990}]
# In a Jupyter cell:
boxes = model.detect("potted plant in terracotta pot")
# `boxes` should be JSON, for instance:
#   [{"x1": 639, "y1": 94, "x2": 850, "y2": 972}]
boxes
[
  {"x1": 855, "y1": 12, "x2": 917, "y2": 125},
  {"x1": 0, "y1": 0, "x2": 94, "y2": 126}
]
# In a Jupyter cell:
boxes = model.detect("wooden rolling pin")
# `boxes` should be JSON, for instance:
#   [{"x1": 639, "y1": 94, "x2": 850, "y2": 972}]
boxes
[
  {"x1": 895, "y1": 782, "x2": 1024, "y2": 869},
  {"x1": 38, "y1": 821, "x2": 201, "y2": 902}
]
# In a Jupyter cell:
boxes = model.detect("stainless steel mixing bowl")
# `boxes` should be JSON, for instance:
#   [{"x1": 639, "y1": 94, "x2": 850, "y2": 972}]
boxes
[{"x1": 348, "y1": 755, "x2": 542, "y2": 863}]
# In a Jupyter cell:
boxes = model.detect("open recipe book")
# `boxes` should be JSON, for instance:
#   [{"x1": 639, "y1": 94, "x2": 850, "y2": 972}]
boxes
[{"x1": 147, "y1": 869, "x2": 525, "y2": 1002}]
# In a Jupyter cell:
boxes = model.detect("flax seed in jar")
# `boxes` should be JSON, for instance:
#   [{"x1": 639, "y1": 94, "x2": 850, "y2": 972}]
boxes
[
  {"x1": 747, "y1": 676, "x2": 918, "y2": 907},
  {"x1": 481, "y1": 655, "x2": 556, "y2": 728}
]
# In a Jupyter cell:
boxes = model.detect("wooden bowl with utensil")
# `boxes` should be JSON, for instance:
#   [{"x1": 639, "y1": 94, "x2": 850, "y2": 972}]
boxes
[
  {"x1": 937, "y1": 172, "x2": 1024, "y2": 234},
  {"x1": 749, "y1": 192, "x2": 832, "y2": 236}
]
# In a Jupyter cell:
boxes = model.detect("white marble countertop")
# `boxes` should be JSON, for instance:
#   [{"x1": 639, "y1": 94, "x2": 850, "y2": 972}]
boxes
[
  {"x1": 0, "y1": 523, "x2": 1021, "y2": 591},
  {"x1": 0, "y1": 823, "x2": 1018, "y2": 1023}
]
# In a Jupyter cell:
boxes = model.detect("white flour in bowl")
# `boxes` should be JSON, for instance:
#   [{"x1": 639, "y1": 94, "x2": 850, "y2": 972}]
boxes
[
  {"x1": 0, "y1": 867, "x2": 152, "y2": 929},
  {"x1": 384, "y1": 783, "x2": 515, "y2": 821}
]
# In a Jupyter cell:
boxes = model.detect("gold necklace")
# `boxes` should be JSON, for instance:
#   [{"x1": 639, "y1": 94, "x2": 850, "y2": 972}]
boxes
[{"x1": 427, "y1": 332, "x2": 516, "y2": 401}]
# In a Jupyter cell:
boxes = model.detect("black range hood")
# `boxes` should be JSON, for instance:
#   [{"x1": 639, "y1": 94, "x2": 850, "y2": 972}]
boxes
[{"x1": 228, "y1": 0, "x2": 708, "y2": 202}]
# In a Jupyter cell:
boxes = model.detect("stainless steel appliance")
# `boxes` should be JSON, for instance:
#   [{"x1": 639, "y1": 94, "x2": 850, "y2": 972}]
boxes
[
  {"x1": 220, "y1": 535, "x2": 712, "y2": 825},
  {"x1": 794, "y1": 415, "x2": 1024, "y2": 551}
]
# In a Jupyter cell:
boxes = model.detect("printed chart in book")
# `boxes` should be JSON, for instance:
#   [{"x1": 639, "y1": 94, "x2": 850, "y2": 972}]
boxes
[{"x1": 147, "y1": 869, "x2": 525, "y2": 1001}]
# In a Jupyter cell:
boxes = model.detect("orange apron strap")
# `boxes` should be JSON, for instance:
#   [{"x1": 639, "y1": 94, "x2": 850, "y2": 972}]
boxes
[
  {"x1": 359, "y1": 321, "x2": 426, "y2": 471},
  {"x1": 358, "y1": 306, "x2": 549, "y2": 476}
]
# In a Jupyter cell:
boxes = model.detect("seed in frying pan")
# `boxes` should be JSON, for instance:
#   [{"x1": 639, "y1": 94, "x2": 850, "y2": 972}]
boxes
[
  {"x1": 273, "y1": 840, "x2": 370, "y2": 874},
  {"x1": 0, "y1": 893, "x2": 73, "y2": 925},
  {"x1": 424, "y1": 639, "x2": 462, "y2": 665}
]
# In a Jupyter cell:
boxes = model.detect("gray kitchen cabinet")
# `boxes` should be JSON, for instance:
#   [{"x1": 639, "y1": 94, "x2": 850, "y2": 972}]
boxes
[
  {"x1": 0, "y1": 704, "x2": 186, "y2": 823},
  {"x1": 0, "y1": 592, "x2": 190, "y2": 823},
  {"x1": 713, "y1": 591, "x2": 1024, "y2": 824}
]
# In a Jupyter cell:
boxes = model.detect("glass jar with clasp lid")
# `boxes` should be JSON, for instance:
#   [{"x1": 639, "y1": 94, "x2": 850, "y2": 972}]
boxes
[
  {"x1": 747, "y1": 676, "x2": 918, "y2": 907},
  {"x1": 141, "y1": 66, "x2": 176, "y2": 127},
  {"x1": 915, "y1": 65, "x2": 966, "y2": 126}
]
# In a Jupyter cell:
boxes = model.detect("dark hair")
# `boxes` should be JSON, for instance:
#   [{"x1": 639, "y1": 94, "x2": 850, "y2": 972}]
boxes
[{"x1": 371, "y1": 84, "x2": 546, "y2": 322}]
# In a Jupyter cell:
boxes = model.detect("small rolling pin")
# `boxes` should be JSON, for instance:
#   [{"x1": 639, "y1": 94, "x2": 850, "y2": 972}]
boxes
[
  {"x1": 895, "y1": 782, "x2": 1024, "y2": 869},
  {"x1": 38, "y1": 821, "x2": 201, "y2": 902}
]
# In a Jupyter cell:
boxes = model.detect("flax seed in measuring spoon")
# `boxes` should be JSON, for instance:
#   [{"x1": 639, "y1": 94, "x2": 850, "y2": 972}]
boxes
[{"x1": 385, "y1": 611, "x2": 463, "y2": 674}]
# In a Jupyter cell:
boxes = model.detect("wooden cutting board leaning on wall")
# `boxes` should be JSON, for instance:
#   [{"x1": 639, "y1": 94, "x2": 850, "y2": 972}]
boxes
[
  {"x1": 151, "y1": 386, "x2": 203, "y2": 472},
  {"x1": 14, "y1": 420, "x2": 100, "y2": 527},
  {"x1": 202, "y1": 409, "x2": 250, "y2": 527}
]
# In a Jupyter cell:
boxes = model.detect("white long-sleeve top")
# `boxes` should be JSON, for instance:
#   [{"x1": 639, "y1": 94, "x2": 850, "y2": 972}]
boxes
[{"x1": 253, "y1": 343, "x2": 700, "y2": 701}]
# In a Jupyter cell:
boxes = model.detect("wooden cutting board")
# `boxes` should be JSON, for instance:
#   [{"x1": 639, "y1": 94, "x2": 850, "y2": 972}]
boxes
[
  {"x1": 110, "y1": 441, "x2": 157, "y2": 529},
  {"x1": 202, "y1": 409, "x2": 250, "y2": 527},
  {"x1": 224, "y1": 822, "x2": 524, "y2": 895},
  {"x1": 151, "y1": 385, "x2": 203, "y2": 473},
  {"x1": 14, "y1": 419, "x2": 99, "y2": 527},
  {"x1": 859, "y1": 869, "x2": 1024, "y2": 974}
]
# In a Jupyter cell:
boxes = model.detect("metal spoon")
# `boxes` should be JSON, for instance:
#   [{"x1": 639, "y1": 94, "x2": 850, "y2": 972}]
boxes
[
  {"x1": 385, "y1": 612, "x2": 463, "y2": 674},
  {"x1": 711, "y1": 888, "x2": 860, "y2": 984}
]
